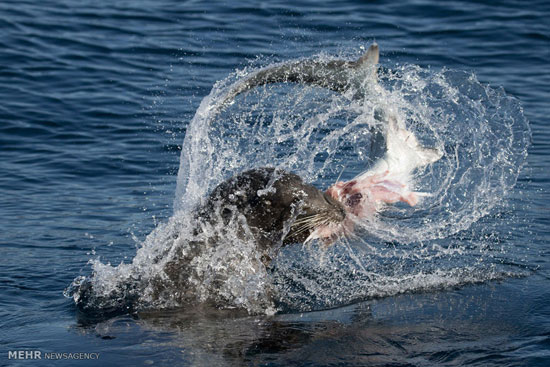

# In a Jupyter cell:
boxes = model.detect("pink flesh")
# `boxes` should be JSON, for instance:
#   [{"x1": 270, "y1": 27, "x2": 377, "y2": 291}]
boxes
[
  {"x1": 310, "y1": 172, "x2": 420, "y2": 244},
  {"x1": 326, "y1": 171, "x2": 418, "y2": 218}
]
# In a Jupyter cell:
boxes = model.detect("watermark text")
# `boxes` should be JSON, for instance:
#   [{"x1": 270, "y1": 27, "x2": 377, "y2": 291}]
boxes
[{"x1": 8, "y1": 350, "x2": 100, "y2": 360}]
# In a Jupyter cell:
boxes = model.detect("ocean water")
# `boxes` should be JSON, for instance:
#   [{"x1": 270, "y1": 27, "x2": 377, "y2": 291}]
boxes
[{"x1": 1, "y1": 0, "x2": 549, "y2": 366}]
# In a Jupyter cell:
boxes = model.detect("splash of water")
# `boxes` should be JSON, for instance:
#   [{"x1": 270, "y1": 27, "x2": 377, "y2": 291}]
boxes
[{"x1": 67, "y1": 49, "x2": 530, "y2": 315}]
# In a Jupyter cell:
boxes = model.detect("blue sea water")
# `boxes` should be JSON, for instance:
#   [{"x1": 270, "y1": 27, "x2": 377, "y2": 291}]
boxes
[{"x1": 1, "y1": 0, "x2": 549, "y2": 366}]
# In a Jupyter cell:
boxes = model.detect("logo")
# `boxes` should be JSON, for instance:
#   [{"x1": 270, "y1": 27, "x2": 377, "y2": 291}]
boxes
[{"x1": 8, "y1": 350, "x2": 100, "y2": 360}]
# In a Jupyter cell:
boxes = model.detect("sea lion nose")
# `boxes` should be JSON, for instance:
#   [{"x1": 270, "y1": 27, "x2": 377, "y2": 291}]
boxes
[{"x1": 323, "y1": 192, "x2": 347, "y2": 221}]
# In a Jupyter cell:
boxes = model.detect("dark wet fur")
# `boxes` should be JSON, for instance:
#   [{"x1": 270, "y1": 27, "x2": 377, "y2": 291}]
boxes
[{"x1": 197, "y1": 167, "x2": 346, "y2": 251}]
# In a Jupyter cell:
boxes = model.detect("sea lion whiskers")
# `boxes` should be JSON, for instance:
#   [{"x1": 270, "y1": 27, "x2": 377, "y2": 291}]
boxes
[
  {"x1": 290, "y1": 214, "x2": 325, "y2": 236},
  {"x1": 289, "y1": 211, "x2": 340, "y2": 241},
  {"x1": 291, "y1": 213, "x2": 324, "y2": 225}
]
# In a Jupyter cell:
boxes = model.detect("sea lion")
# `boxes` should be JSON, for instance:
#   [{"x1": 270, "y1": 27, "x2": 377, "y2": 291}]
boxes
[{"x1": 72, "y1": 167, "x2": 348, "y2": 316}]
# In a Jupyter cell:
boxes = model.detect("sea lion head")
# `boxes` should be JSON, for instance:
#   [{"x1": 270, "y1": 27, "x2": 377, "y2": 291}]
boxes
[
  {"x1": 200, "y1": 168, "x2": 348, "y2": 250},
  {"x1": 279, "y1": 178, "x2": 348, "y2": 245},
  {"x1": 244, "y1": 168, "x2": 347, "y2": 246}
]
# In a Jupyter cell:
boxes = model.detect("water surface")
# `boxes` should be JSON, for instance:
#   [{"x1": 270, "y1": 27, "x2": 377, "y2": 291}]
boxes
[{"x1": 1, "y1": 1, "x2": 549, "y2": 366}]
